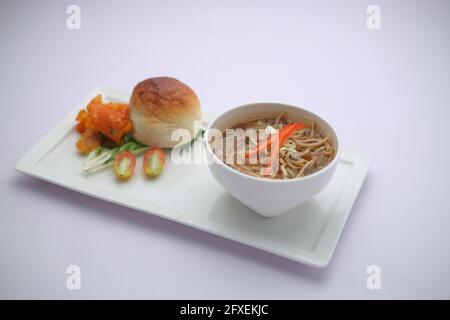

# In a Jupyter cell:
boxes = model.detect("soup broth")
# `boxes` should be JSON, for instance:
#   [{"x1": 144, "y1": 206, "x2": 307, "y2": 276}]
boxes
[{"x1": 210, "y1": 112, "x2": 335, "y2": 179}]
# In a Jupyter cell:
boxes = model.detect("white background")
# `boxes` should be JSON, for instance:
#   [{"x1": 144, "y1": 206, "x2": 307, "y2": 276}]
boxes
[{"x1": 1, "y1": 0, "x2": 449, "y2": 299}]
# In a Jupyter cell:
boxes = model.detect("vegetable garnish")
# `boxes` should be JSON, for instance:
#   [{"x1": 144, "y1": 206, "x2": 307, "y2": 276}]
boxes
[
  {"x1": 82, "y1": 135, "x2": 148, "y2": 173},
  {"x1": 261, "y1": 123, "x2": 307, "y2": 176},
  {"x1": 245, "y1": 122, "x2": 307, "y2": 158},
  {"x1": 184, "y1": 128, "x2": 205, "y2": 149},
  {"x1": 193, "y1": 128, "x2": 206, "y2": 144},
  {"x1": 143, "y1": 148, "x2": 165, "y2": 177},
  {"x1": 279, "y1": 123, "x2": 307, "y2": 146},
  {"x1": 245, "y1": 135, "x2": 271, "y2": 159},
  {"x1": 113, "y1": 151, "x2": 136, "y2": 179}
]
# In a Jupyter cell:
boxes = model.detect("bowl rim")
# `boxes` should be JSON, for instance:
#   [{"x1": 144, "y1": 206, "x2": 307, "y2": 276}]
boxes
[{"x1": 204, "y1": 102, "x2": 341, "y2": 184}]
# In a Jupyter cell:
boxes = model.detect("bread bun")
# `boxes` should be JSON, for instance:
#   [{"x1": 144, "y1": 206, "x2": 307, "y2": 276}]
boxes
[{"x1": 129, "y1": 77, "x2": 201, "y2": 148}]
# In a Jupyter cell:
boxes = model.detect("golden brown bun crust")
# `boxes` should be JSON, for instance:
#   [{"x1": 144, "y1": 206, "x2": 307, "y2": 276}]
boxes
[
  {"x1": 130, "y1": 77, "x2": 200, "y2": 118},
  {"x1": 130, "y1": 77, "x2": 202, "y2": 148}
]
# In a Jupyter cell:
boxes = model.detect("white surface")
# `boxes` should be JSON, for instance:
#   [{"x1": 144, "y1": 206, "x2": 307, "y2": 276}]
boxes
[
  {"x1": 16, "y1": 87, "x2": 370, "y2": 267},
  {"x1": 1, "y1": 0, "x2": 450, "y2": 299},
  {"x1": 204, "y1": 101, "x2": 342, "y2": 217}
]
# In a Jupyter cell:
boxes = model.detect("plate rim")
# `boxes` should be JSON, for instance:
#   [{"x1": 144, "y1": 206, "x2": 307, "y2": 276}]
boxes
[{"x1": 15, "y1": 87, "x2": 371, "y2": 268}]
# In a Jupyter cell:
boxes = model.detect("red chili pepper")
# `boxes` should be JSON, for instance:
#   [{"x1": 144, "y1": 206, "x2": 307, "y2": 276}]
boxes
[
  {"x1": 279, "y1": 123, "x2": 307, "y2": 146},
  {"x1": 246, "y1": 122, "x2": 307, "y2": 158}
]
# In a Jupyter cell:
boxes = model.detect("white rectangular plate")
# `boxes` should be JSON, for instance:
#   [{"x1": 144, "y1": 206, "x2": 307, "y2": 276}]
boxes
[{"x1": 16, "y1": 87, "x2": 371, "y2": 268}]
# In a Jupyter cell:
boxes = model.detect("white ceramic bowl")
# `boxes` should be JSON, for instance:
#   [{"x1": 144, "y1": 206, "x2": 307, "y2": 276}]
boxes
[{"x1": 204, "y1": 103, "x2": 341, "y2": 217}]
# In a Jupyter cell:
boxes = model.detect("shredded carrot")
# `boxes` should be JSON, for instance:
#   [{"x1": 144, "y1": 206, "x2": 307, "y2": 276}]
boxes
[
  {"x1": 245, "y1": 137, "x2": 270, "y2": 158},
  {"x1": 279, "y1": 123, "x2": 307, "y2": 145},
  {"x1": 246, "y1": 122, "x2": 307, "y2": 159},
  {"x1": 249, "y1": 122, "x2": 307, "y2": 176}
]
